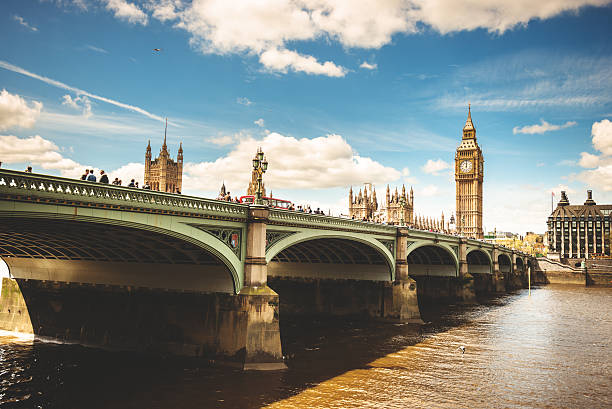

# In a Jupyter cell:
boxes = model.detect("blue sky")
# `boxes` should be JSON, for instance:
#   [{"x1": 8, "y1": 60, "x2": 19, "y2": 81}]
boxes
[{"x1": 1, "y1": 0, "x2": 612, "y2": 234}]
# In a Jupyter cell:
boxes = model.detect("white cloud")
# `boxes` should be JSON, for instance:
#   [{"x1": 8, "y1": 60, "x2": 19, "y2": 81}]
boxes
[
  {"x1": 578, "y1": 152, "x2": 599, "y2": 168},
  {"x1": 0, "y1": 134, "x2": 83, "y2": 176},
  {"x1": 103, "y1": 0, "x2": 148, "y2": 25},
  {"x1": 85, "y1": 44, "x2": 109, "y2": 54},
  {"x1": 237, "y1": 97, "x2": 252, "y2": 106},
  {"x1": 592, "y1": 118, "x2": 612, "y2": 156},
  {"x1": 574, "y1": 119, "x2": 612, "y2": 191},
  {"x1": 259, "y1": 48, "x2": 346, "y2": 77},
  {"x1": 62, "y1": 94, "x2": 92, "y2": 118},
  {"x1": 576, "y1": 163, "x2": 612, "y2": 191},
  {"x1": 183, "y1": 132, "x2": 402, "y2": 192},
  {"x1": 0, "y1": 60, "x2": 166, "y2": 123},
  {"x1": 140, "y1": 0, "x2": 609, "y2": 77},
  {"x1": 513, "y1": 119, "x2": 577, "y2": 134},
  {"x1": 0, "y1": 89, "x2": 43, "y2": 131},
  {"x1": 13, "y1": 15, "x2": 38, "y2": 32},
  {"x1": 359, "y1": 61, "x2": 377, "y2": 70},
  {"x1": 254, "y1": 118, "x2": 265, "y2": 127},
  {"x1": 0, "y1": 133, "x2": 145, "y2": 182},
  {"x1": 411, "y1": 0, "x2": 611, "y2": 34},
  {"x1": 148, "y1": 0, "x2": 181, "y2": 21},
  {"x1": 108, "y1": 162, "x2": 145, "y2": 185},
  {"x1": 422, "y1": 158, "x2": 451, "y2": 175},
  {"x1": 207, "y1": 133, "x2": 241, "y2": 146}
]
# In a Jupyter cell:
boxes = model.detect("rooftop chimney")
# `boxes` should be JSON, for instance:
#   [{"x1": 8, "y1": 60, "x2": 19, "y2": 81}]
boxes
[
  {"x1": 558, "y1": 191, "x2": 570, "y2": 206},
  {"x1": 584, "y1": 190, "x2": 596, "y2": 205}
]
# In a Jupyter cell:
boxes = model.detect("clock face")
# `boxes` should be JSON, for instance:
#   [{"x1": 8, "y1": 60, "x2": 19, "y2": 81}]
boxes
[{"x1": 460, "y1": 160, "x2": 473, "y2": 173}]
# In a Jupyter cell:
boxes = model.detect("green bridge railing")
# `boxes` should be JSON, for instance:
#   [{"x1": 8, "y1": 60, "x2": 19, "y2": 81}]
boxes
[{"x1": 0, "y1": 169, "x2": 249, "y2": 219}]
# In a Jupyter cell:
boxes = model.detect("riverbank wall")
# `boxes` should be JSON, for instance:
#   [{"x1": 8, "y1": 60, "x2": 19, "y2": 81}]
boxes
[{"x1": 534, "y1": 258, "x2": 612, "y2": 286}]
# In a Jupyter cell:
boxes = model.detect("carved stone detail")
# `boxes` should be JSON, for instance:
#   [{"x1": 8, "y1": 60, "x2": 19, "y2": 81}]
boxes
[
  {"x1": 266, "y1": 231, "x2": 297, "y2": 250},
  {"x1": 188, "y1": 224, "x2": 241, "y2": 258},
  {"x1": 377, "y1": 239, "x2": 395, "y2": 254}
]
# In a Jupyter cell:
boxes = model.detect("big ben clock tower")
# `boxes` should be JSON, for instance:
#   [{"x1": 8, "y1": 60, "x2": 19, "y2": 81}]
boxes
[{"x1": 455, "y1": 105, "x2": 484, "y2": 239}]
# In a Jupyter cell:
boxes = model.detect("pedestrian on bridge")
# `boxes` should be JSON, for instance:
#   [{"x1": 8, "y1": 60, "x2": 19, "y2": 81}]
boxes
[
  {"x1": 86, "y1": 170, "x2": 96, "y2": 182},
  {"x1": 99, "y1": 170, "x2": 109, "y2": 184}
]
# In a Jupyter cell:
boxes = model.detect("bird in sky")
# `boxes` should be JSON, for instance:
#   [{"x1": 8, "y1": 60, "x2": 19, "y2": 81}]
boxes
[{"x1": 153, "y1": 48, "x2": 162, "y2": 52}]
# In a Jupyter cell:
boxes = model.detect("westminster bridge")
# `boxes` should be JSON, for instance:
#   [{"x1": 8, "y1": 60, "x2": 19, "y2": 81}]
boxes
[{"x1": 0, "y1": 169, "x2": 533, "y2": 369}]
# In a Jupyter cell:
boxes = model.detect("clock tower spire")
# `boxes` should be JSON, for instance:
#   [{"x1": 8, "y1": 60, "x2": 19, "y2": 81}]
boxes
[{"x1": 455, "y1": 104, "x2": 484, "y2": 239}]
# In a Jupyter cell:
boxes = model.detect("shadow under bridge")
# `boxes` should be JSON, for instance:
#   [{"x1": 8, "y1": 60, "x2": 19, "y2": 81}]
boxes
[
  {"x1": 267, "y1": 238, "x2": 392, "y2": 281},
  {"x1": 467, "y1": 249, "x2": 492, "y2": 274},
  {"x1": 0, "y1": 217, "x2": 236, "y2": 293},
  {"x1": 407, "y1": 244, "x2": 458, "y2": 277},
  {"x1": 265, "y1": 237, "x2": 393, "y2": 318}
]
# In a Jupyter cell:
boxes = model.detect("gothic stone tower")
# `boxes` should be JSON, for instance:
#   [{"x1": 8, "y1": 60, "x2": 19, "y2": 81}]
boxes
[
  {"x1": 455, "y1": 105, "x2": 484, "y2": 239},
  {"x1": 349, "y1": 184, "x2": 378, "y2": 220},
  {"x1": 144, "y1": 120, "x2": 183, "y2": 193},
  {"x1": 385, "y1": 185, "x2": 414, "y2": 225}
]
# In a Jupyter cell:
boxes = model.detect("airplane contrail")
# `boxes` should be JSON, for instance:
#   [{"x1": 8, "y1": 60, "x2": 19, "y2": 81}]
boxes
[{"x1": 0, "y1": 60, "x2": 167, "y2": 124}]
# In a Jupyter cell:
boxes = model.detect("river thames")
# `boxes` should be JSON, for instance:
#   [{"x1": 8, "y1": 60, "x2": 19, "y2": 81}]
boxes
[{"x1": 0, "y1": 284, "x2": 610, "y2": 408}]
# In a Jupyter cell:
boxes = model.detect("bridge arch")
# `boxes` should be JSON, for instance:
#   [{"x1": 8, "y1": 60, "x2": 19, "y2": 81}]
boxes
[
  {"x1": 467, "y1": 249, "x2": 492, "y2": 274},
  {"x1": 0, "y1": 216, "x2": 244, "y2": 293},
  {"x1": 406, "y1": 242, "x2": 459, "y2": 277},
  {"x1": 266, "y1": 231, "x2": 395, "y2": 281},
  {"x1": 515, "y1": 257, "x2": 525, "y2": 273},
  {"x1": 498, "y1": 253, "x2": 512, "y2": 274}
]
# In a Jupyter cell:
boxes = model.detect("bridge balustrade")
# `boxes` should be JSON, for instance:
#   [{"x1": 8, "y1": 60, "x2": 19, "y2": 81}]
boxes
[{"x1": 0, "y1": 169, "x2": 248, "y2": 219}]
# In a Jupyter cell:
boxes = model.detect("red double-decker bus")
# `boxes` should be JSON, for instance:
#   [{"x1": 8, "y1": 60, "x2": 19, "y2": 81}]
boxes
[{"x1": 239, "y1": 195, "x2": 292, "y2": 209}]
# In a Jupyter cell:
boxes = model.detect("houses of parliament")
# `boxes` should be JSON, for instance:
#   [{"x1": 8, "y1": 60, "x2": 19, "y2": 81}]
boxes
[
  {"x1": 144, "y1": 122, "x2": 183, "y2": 194},
  {"x1": 348, "y1": 105, "x2": 485, "y2": 239}
]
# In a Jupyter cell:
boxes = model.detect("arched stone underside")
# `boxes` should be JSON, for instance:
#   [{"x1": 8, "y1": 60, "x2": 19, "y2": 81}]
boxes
[
  {"x1": 407, "y1": 245, "x2": 458, "y2": 277},
  {"x1": 0, "y1": 218, "x2": 235, "y2": 293},
  {"x1": 268, "y1": 238, "x2": 391, "y2": 281},
  {"x1": 467, "y1": 249, "x2": 492, "y2": 274},
  {"x1": 498, "y1": 254, "x2": 512, "y2": 274},
  {"x1": 515, "y1": 257, "x2": 525, "y2": 273}
]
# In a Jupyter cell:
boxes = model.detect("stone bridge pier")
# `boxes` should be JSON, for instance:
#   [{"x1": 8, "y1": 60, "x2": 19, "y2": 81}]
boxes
[
  {"x1": 492, "y1": 246, "x2": 506, "y2": 292},
  {"x1": 383, "y1": 229, "x2": 422, "y2": 323},
  {"x1": 236, "y1": 206, "x2": 285, "y2": 370}
]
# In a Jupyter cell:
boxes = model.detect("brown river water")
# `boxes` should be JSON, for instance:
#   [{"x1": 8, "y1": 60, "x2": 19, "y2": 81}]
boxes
[{"x1": 0, "y1": 284, "x2": 610, "y2": 408}]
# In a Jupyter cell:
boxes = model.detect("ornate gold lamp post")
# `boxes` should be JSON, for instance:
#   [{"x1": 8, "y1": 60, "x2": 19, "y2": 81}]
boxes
[
  {"x1": 399, "y1": 196, "x2": 406, "y2": 226},
  {"x1": 251, "y1": 147, "x2": 268, "y2": 205}
]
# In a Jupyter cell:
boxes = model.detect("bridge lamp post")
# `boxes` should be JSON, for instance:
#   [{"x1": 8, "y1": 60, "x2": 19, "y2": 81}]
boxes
[{"x1": 252, "y1": 147, "x2": 268, "y2": 205}]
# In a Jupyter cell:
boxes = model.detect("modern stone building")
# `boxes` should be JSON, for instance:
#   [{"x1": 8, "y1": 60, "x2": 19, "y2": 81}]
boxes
[
  {"x1": 455, "y1": 105, "x2": 484, "y2": 239},
  {"x1": 144, "y1": 122, "x2": 183, "y2": 193},
  {"x1": 547, "y1": 190, "x2": 612, "y2": 260}
]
